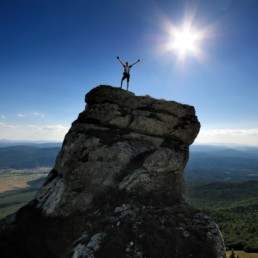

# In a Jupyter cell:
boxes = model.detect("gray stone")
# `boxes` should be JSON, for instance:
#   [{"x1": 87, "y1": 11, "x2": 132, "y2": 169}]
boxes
[
  {"x1": 0, "y1": 86, "x2": 225, "y2": 258},
  {"x1": 129, "y1": 116, "x2": 169, "y2": 136},
  {"x1": 72, "y1": 233, "x2": 106, "y2": 258},
  {"x1": 109, "y1": 114, "x2": 131, "y2": 128}
]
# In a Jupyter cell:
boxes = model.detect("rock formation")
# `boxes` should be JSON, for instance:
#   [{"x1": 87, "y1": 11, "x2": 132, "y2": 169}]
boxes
[{"x1": 0, "y1": 86, "x2": 226, "y2": 258}]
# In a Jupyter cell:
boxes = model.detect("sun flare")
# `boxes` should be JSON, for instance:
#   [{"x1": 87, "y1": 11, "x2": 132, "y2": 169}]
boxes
[
  {"x1": 156, "y1": 4, "x2": 215, "y2": 64},
  {"x1": 173, "y1": 29, "x2": 197, "y2": 54},
  {"x1": 160, "y1": 20, "x2": 208, "y2": 62},
  {"x1": 167, "y1": 25, "x2": 203, "y2": 61}
]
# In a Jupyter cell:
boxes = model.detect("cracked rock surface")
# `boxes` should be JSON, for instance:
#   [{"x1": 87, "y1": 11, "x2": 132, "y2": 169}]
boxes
[{"x1": 0, "y1": 86, "x2": 225, "y2": 258}]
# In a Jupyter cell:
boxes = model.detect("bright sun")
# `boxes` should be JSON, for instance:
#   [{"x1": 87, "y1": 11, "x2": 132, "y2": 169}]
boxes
[
  {"x1": 162, "y1": 24, "x2": 205, "y2": 62},
  {"x1": 157, "y1": 4, "x2": 213, "y2": 63},
  {"x1": 173, "y1": 29, "x2": 197, "y2": 54}
]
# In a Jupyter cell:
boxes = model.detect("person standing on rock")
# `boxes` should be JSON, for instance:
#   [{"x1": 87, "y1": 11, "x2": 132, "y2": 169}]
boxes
[{"x1": 117, "y1": 56, "x2": 140, "y2": 90}]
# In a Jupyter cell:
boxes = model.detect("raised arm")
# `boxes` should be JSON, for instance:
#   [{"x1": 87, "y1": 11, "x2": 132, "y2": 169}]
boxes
[
  {"x1": 130, "y1": 59, "x2": 140, "y2": 67},
  {"x1": 117, "y1": 56, "x2": 125, "y2": 66}
]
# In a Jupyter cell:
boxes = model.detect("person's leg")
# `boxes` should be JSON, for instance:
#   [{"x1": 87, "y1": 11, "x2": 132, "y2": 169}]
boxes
[
  {"x1": 121, "y1": 74, "x2": 126, "y2": 88},
  {"x1": 127, "y1": 75, "x2": 130, "y2": 91}
]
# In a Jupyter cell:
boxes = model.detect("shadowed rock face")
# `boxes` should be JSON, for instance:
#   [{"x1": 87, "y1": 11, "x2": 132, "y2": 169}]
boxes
[
  {"x1": 36, "y1": 86, "x2": 200, "y2": 216},
  {"x1": 0, "y1": 86, "x2": 226, "y2": 258}
]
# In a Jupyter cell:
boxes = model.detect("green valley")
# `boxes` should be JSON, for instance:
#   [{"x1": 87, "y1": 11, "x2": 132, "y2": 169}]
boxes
[{"x1": 187, "y1": 181, "x2": 258, "y2": 252}]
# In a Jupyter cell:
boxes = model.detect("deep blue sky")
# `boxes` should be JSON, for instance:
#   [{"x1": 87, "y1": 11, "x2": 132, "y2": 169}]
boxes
[{"x1": 1, "y1": 0, "x2": 258, "y2": 145}]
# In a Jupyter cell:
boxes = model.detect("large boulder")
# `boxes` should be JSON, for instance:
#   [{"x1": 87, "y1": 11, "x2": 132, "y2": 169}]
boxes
[{"x1": 0, "y1": 85, "x2": 226, "y2": 258}]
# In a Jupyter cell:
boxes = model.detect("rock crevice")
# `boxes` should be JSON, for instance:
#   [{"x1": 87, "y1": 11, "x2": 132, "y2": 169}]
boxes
[
  {"x1": 0, "y1": 85, "x2": 226, "y2": 258},
  {"x1": 36, "y1": 85, "x2": 200, "y2": 215}
]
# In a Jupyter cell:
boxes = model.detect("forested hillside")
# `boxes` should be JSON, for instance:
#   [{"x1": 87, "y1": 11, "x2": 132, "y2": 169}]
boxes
[
  {"x1": 187, "y1": 181, "x2": 258, "y2": 252},
  {"x1": 186, "y1": 146, "x2": 258, "y2": 252},
  {"x1": 0, "y1": 145, "x2": 60, "y2": 169}
]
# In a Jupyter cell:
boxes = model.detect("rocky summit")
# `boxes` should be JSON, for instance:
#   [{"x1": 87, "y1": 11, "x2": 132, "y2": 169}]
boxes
[{"x1": 0, "y1": 85, "x2": 226, "y2": 258}]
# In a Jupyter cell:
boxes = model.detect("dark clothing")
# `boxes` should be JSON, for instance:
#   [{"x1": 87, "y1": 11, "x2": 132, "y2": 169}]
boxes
[{"x1": 122, "y1": 71, "x2": 130, "y2": 83}]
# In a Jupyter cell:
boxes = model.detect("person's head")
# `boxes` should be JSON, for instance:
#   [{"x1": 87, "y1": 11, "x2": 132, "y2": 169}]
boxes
[{"x1": 126, "y1": 62, "x2": 128, "y2": 65}]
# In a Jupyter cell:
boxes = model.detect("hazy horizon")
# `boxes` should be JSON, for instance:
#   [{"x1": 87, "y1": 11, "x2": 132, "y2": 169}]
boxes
[{"x1": 1, "y1": 138, "x2": 258, "y2": 148}]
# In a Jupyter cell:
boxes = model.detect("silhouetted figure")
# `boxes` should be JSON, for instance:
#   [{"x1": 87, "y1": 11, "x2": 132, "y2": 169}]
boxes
[{"x1": 117, "y1": 56, "x2": 140, "y2": 90}]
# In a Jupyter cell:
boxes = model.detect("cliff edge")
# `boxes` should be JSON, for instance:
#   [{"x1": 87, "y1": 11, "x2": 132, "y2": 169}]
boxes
[{"x1": 0, "y1": 86, "x2": 225, "y2": 258}]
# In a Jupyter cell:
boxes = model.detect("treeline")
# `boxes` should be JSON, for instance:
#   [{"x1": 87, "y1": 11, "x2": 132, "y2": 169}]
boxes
[
  {"x1": 187, "y1": 181, "x2": 258, "y2": 252},
  {"x1": 208, "y1": 206, "x2": 258, "y2": 252}
]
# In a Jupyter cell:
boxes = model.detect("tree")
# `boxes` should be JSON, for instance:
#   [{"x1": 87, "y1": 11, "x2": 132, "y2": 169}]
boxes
[{"x1": 228, "y1": 249, "x2": 236, "y2": 258}]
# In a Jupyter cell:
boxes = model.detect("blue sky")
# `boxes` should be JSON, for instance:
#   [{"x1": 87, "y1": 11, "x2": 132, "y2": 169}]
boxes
[{"x1": 1, "y1": 0, "x2": 258, "y2": 145}]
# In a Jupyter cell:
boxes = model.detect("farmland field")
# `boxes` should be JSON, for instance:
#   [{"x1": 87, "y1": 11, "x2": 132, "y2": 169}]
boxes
[
  {"x1": 0, "y1": 168, "x2": 49, "y2": 219},
  {"x1": 0, "y1": 167, "x2": 49, "y2": 193}
]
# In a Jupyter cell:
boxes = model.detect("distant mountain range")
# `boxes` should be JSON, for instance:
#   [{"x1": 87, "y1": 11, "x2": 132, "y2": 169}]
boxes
[
  {"x1": 1, "y1": 142, "x2": 258, "y2": 182},
  {"x1": 0, "y1": 140, "x2": 62, "y2": 148},
  {"x1": 0, "y1": 144, "x2": 61, "y2": 169},
  {"x1": 185, "y1": 144, "x2": 258, "y2": 183}
]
